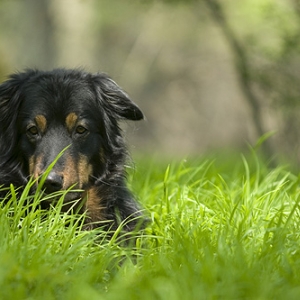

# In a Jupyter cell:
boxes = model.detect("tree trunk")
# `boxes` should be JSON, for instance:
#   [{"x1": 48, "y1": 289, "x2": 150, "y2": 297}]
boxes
[{"x1": 203, "y1": 0, "x2": 275, "y2": 164}]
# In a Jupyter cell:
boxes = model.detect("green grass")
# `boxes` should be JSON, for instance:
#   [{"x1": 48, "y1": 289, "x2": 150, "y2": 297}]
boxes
[{"x1": 1, "y1": 155, "x2": 300, "y2": 299}]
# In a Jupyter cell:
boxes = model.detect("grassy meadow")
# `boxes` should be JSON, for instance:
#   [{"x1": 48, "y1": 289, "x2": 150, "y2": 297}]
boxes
[{"x1": 1, "y1": 154, "x2": 300, "y2": 299}]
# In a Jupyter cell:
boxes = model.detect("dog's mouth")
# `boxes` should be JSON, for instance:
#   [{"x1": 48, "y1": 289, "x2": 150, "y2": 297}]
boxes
[
  {"x1": 39, "y1": 189, "x2": 85, "y2": 212},
  {"x1": 41, "y1": 186, "x2": 84, "y2": 201},
  {"x1": 29, "y1": 171, "x2": 85, "y2": 201},
  {"x1": 28, "y1": 168, "x2": 93, "y2": 211}
]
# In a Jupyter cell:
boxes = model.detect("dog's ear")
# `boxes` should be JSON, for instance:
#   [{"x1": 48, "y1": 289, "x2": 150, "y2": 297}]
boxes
[
  {"x1": 0, "y1": 70, "x2": 37, "y2": 149},
  {"x1": 93, "y1": 74, "x2": 144, "y2": 121},
  {"x1": 0, "y1": 69, "x2": 37, "y2": 118}
]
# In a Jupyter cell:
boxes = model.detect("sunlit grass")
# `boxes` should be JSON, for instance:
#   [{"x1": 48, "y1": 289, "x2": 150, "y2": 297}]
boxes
[{"x1": 1, "y1": 155, "x2": 300, "y2": 299}]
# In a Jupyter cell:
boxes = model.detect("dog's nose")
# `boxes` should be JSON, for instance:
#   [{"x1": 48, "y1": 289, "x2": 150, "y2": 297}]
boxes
[{"x1": 44, "y1": 171, "x2": 63, "y2": 193}]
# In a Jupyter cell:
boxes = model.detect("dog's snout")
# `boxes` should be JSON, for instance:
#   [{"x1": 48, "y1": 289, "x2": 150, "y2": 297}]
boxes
[{"x1": 44, "y1": 171, "x2": 63, "y2": 193}]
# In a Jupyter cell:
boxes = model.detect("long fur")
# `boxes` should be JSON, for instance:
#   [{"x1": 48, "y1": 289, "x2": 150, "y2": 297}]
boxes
[{"x1": 0, "y1": 68, "x2": 145, "y2": 232}]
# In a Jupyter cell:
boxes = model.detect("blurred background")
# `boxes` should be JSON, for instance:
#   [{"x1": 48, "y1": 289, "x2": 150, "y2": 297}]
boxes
[{"x1": 0, "y1": 0, "x2": 300, "y2": 164}]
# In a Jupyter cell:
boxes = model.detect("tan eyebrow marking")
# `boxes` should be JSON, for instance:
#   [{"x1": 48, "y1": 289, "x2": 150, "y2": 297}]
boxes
[
  {"x1": 35, "y1": 115, "x2": 47, "y2": 133},
  {"x1": 65, "y1": 112, "x2": 78, "y2": 132}
]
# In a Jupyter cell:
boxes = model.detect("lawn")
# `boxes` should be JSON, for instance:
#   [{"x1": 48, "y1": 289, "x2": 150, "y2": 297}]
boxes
[{"x1": 1, "y1": 154, "x2": 300, "y2": 299}]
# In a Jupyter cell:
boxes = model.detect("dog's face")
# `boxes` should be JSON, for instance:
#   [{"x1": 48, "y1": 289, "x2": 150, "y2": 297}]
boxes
[
  {"x1": 0, "y1": 69, "x2": 143, "y2": 202},
  {"x1": 19, "y1": 82, "x2": 105, "y2": 200}
]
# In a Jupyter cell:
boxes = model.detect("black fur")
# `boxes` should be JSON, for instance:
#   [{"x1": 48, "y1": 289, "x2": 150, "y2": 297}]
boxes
[{"x1": 0, "y1": 68, "x2": 145, "y2": 232}]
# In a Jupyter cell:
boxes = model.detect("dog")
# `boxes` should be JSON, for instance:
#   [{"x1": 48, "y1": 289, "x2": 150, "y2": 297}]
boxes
[{"x1": 0, "y1": 68, "x2": 145, "y2": 232}]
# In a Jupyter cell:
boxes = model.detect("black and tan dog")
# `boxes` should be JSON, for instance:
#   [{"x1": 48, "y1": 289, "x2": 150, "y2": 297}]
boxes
[{"x1": 0, "y1": 68, "x2": 145, "y2": 231}]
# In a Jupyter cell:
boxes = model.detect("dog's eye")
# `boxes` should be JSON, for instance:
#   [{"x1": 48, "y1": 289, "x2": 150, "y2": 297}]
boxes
[
  {"x1": 27, "y1": 126, "x2": 39, "y2": 136},
  {"x1": 75, "y1": 125, "x2": 88, "y2": 135}
]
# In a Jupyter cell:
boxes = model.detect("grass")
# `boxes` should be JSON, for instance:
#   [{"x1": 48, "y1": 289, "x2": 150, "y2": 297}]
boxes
[{"x1": 1, "y1": 154, "x2": 300, "y2": 299}]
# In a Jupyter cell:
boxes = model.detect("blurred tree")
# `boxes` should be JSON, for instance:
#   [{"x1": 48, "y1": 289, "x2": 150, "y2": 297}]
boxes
[
  {"x1": 1, "y1": 0, "x2": 300, "y2": 162},
  {"x1": 36, "y1": 0, "x2": 56, "y2": 68},
  {"x1": 25, "y1": 0, "x2": 56, "y2": 68},
  {"x1": 155, "y1": 0, "x2": 276, "y2": 161},
  {"x1": 161, "y1": 0, "x2": 300, "y2": 163},
  {"x1": 203, "y1": 0, "x2": 275, "y2": 163},
  {"x1": 248, "y1": 0, "x2": 300, "y2": 163},
  {"x1": 0, "y1": 0, "x2": 56, "y2": 69},
  {"x1": 209, "y1": 0, "x2": 300, "y2": 166}
]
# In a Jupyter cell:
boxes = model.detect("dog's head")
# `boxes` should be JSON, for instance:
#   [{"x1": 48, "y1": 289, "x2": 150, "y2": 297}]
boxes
[{"x1": 0, "y1": 69, "x2": 143, "y2": 200}]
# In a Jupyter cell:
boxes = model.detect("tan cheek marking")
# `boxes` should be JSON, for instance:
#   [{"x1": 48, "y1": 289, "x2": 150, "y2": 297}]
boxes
[
  {"x1": 62, "y1": 154, "x2": 78, "y2": 189},
  {"x1": 35, "y1": 115, "x2": 47, "y2": 133},
  {"x1": 85, "y1": 187, "x2": 104, "y2": 223},
  {"x1": 65, "y1": 112, "x2": 78, "y2": 133},
  {"x1": 29, "y1": 155, "x2": 44, "y2": 183},
  {"x1": 99, "y1": 148, "x2": 106, "y2": 164},
  {"x1": 29, "y1": 156, "x2": 34, "y2": 176},
  {"x1": 78, "y1": 154, "x2": 93, "y2": 188}
]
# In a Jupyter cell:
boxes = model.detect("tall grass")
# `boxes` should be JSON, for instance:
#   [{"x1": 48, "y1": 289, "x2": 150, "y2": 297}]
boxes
[{"x1": 1, "y1": 155, "x2": 300, "y2": 299}]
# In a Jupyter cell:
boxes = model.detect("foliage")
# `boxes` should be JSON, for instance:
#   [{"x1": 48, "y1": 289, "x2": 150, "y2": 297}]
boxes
[
  {"x1": 1, "y1": 0, "x2": 300, "y2": 158},
  {"x1": 202, "y1": 0, "x2": 300, "y2": 162},
  {"x1": 1, "y1": 156, "x2": 300, "y2": 299},
  {"x1": 227, "y1": 0, "x2": 300, "y2": 109}
]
